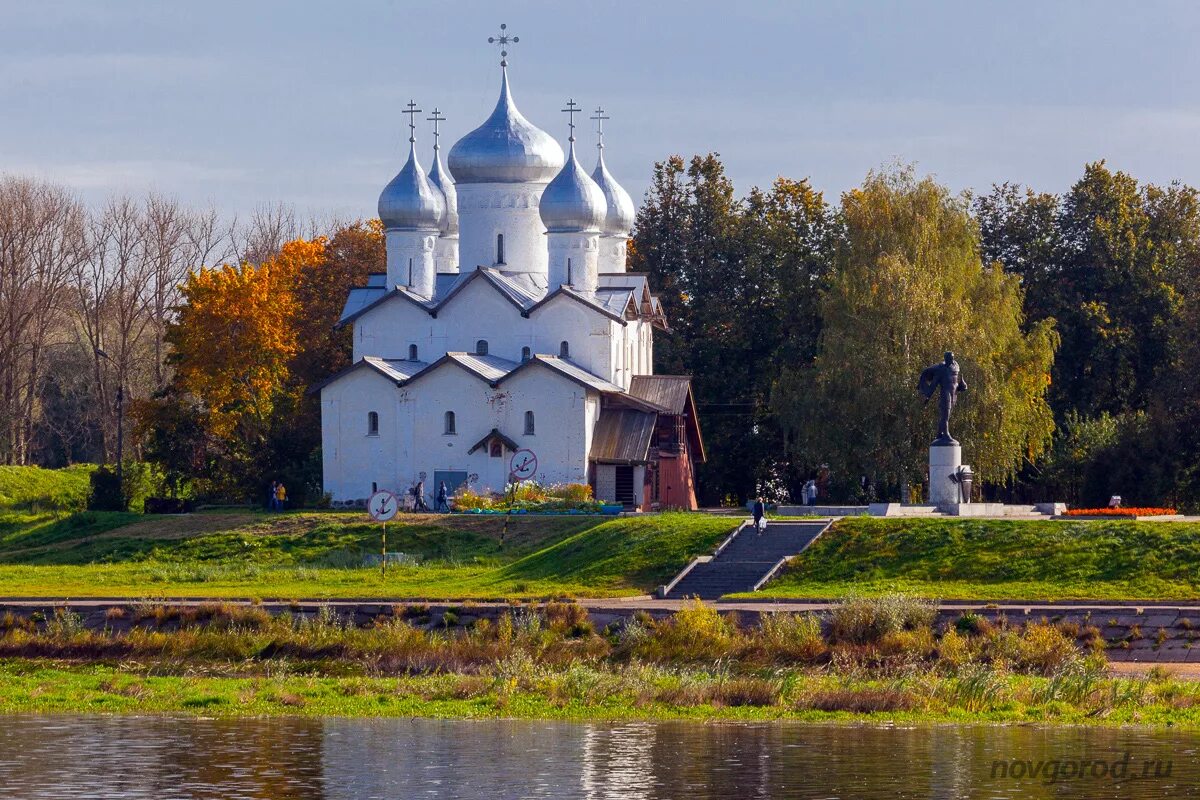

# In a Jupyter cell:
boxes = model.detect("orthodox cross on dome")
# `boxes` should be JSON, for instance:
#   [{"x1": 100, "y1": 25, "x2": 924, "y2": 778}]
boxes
[
  {"x1": 488, "y1": 23, "x2": 519, "y2": 67},
  {"x1": 590, "y1": 106, "x2": 610, "y2": 151},
  {"x1": 402, "y1": 100, "x2": 422, "y2": 144},
  {"x1": 427, "y1": 108, "x2": 446, "y2": 151},
  {"x1": 562, "y1": 98, "x2": 581, "y2": 143}
]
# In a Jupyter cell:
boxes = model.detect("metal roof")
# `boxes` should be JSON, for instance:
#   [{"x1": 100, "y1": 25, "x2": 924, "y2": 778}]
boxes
[
  {"x1": 628, "y1": 375, "x2": 693, "y2": 414},
  {"x1": 590, "y1": 408, "x2": 657, "y2": 464},
  {"x1": 445, "y1": 351, "x2": 519, "y2": 383},
  {"x1": 527, "y1": 356, "x2": 625, "y2": 393}
]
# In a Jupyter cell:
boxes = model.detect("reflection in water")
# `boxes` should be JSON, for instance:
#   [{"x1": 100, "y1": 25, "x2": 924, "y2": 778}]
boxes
[{"x1": 0, "y1": 715, "x2": 1197, "y2": 799}]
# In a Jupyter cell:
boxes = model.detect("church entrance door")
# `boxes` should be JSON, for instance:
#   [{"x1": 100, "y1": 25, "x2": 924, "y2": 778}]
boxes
[{"x1": 433, "y1": 471, "x2": 469, "y2": 498}]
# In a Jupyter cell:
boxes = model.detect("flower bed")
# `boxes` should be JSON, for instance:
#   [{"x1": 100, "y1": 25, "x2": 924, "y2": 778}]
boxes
[
  {"x1": 451, "y1": 482, "x2": 614, "y2": 514},
  {"x1": 1062, "y1": 507, "x2": 1177, "y2": 517}
]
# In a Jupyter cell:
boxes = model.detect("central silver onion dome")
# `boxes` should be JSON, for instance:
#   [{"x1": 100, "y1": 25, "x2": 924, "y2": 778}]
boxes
[
  {"x1": 591, "y1": 150, "x2": 634, "y2": 236},
  {"x1": 539, "y1": 139, "x2": 606, "y2": 233},
  {"x1": 379, "y1": 140, "x2": 445, "y2": 231},
  {"x1": 448, "y1": 68, "x2": 565, "y2": 184}
]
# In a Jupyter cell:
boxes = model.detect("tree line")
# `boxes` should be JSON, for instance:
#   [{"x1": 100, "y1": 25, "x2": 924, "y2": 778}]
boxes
[
  {"x1": 632, "y1": 158, "x2": 1200, "y2": 508},
  {"x1": 4, "y1": 156, "x2": 1199, "y2": 510}
]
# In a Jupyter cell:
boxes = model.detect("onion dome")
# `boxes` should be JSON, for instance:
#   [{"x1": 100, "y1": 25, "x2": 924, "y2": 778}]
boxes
[
  {"x1": 429, "y1": 140, "x2": 458, "y2": 237},
  {"x1": 539, "y1": 139, "x2": 606, "y2": 233},
  {"x1": 591, "y1": 150, "x2": 635, "y2": 236},
  {"x1": 378, "y1": 139, "x2": 445, "y2": 231},
  {"x1": 448, "y1": 67, "x2": 565, "y2": 185}
]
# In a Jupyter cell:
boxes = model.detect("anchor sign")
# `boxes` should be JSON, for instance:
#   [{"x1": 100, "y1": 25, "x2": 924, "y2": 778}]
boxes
[
  {"x1": 509, "y1": 449, "x2": 538, "y2": 481},
  {"x1": 367, "y1": 490, "x2": 399, "y2": 522}
]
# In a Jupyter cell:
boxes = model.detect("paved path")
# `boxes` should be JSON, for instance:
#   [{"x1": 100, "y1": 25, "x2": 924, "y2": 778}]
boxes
[{"x1": 663, "y1": 521, "x2": 829, "y2": 599}]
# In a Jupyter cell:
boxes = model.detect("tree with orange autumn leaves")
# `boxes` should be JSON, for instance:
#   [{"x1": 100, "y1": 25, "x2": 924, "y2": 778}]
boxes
[{"x1": 138, "y1": 221, "x2": 383, "y2": 499}]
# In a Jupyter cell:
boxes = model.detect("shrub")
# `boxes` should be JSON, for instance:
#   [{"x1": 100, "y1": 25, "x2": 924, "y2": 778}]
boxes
[
  {"x1": 452, "y1": 488, "x2": 493, "y2": 511},
  {"x1": 636, "y1": 599, "x2": 737, "y2": 662},
  {"x1": 758, "y1": 613, "x2": 827, "y2": 663},
  {"x1": 1014, "y1": 622, "x2": 1083, "y2": 675},
  {"x1": 954, "y1": 612, "x2": 992, "y2": 636},
  {"x1": 829, "y1": 594, "x2": 937, "y2": 645}
]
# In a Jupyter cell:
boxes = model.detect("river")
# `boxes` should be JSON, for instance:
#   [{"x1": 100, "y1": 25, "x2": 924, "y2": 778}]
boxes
[{"x1": 0, "y1": 716, "x2": 1196, "y2": 798}]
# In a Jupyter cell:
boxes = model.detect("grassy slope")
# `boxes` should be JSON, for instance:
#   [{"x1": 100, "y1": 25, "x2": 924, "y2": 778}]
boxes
[
  {"x1": 753, "y1": 517, "x2": 1200, "y2": 600},
  {"x1": 0, "y1": 464, "x2": 94, "y2": 510},
  {"x1": 0, "y1": 510, "x2": 736, "y2": 599}
]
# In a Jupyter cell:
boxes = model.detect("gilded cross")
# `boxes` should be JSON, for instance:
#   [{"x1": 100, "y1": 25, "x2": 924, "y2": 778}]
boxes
[
  {"x1": 562, "y1": 98, "x2": 580, "y2": 142},
  {"x1": 402, "y1": 100, "x2": 422, "y2": 144},
  {"x1": 488, "y1": 23, "x2": 519, "y2": 66}
]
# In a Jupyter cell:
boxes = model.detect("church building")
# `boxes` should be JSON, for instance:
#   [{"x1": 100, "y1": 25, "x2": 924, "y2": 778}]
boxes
[{"x1": 314, "y1": 35, "x2": 704, "y2": 510}]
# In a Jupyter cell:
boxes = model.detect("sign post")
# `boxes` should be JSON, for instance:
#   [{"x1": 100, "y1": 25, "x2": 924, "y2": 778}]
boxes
[
  {"x1": 367, "y1": 490, "x2": 399, "y2": 576},
  {"x1": 505, "y1": 449, "x2": 537, "y2": 550}
]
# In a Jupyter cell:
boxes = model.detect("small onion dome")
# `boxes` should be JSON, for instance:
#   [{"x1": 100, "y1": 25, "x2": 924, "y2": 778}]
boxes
[
  {"x1": 429, "y1": 146, "x2": 458, "y2": 236},
  {"x1": 591, "y1": 150, "x2": 635, "y2": 236},
  {"x1": 378, "y1": 141, "x2": 445, "y2": 231},
  {"x1": 448, "y1": 67, "x2": 565, "y2": 185},
  {"x1": 539, "y1": 140, "x2": 606, "y2": 233}
]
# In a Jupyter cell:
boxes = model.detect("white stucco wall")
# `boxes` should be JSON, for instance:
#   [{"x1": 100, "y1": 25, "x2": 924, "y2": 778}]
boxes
[
  {"x1": 353, "y1": 281, "x2": 632, "y2": 383},
  {"x1": 456, "y1": 184, "x2": 549, "y2": 275},
  {"x1": 321, "y1": 359, "x2": 596, "y2": 501}
]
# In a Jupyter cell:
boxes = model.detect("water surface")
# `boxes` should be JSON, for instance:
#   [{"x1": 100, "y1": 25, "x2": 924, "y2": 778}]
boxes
[{"x1": 0, "y1": 716, "x2": 1196, "y2": 799}]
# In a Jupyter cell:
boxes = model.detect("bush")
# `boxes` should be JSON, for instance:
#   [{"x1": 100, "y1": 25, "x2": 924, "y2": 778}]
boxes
[
  {"x1": 758, "y1": 613, "x2": 827, "y2": 663},
  {"x1": 829, "y1": 594, "x2": 937, "y2": 644},
  {"x1": 635, "y1": 599, "x2": 738, "y2": 662},
  {"x1": 88, "y1": 466, "x2": 124, "y2": 511}
]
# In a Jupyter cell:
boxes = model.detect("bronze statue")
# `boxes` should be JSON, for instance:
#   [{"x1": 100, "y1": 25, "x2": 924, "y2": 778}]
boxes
[{"x1": 918, "y1": 351, "x2": 967, "y2": 445}]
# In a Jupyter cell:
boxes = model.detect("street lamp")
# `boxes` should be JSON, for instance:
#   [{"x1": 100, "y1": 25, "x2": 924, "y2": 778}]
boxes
[{"x1": 94, "y1": 348, "x2": 124, "y2": 498}]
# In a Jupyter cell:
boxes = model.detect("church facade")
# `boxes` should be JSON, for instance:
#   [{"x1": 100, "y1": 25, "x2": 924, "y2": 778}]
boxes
[{"x1": 314, "y1": 52, "x2": 704, "y2": 510}]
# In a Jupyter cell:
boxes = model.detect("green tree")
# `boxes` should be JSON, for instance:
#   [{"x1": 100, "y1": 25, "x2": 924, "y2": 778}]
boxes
[
  {"x1": 775, "y1": 166, "x2": 1057, "y2": 496},
  {"x1": 631, "y1": 156, "x2": 834, "y2": 503}
]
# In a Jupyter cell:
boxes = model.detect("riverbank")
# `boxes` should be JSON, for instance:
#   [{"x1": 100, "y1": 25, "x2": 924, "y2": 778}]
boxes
[
  {"x1": 3, "y1": 597, "x2": 1200, "y2": 728},
  {"x1": 4, "y1": 662, "x2": 1200, "y2": 727}
]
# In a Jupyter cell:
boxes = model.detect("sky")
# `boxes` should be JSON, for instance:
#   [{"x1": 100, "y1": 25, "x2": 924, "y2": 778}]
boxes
[{"x1": 2, "y1": 0, "x2": 1199, "y2": 221}]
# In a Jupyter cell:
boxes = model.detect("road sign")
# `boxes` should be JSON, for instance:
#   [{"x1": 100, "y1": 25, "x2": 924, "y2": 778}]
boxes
[
  {"x1": 367, "y1": 490, "x2": 399, "y2": 522},
  {"x1": 509, "y1": 448, "x2": 538, "y2": 481}
]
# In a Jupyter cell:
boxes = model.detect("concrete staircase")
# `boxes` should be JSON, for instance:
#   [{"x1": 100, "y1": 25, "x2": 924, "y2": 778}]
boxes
[{"x1": 661, "y1": 520, "x2": 829, "y2": 600}]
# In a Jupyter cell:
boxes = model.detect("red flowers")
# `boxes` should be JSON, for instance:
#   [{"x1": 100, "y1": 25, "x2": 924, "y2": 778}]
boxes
[{"x1": 1063, "y1": 507, "x2": 1177, "y2": 517}]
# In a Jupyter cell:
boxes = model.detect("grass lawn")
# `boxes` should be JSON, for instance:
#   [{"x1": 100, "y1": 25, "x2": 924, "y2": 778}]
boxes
[
  {"x1": 0, "y1": 510, "x2": 737, "y2": 599},
  {"x1": 749, "y1": 517, "x2": 1200, "y2": 601}
]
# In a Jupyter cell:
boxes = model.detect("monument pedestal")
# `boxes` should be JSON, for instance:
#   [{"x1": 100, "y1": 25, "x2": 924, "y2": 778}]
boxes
[{"x1": 929, "y1": 442, "x2": 962, "y2": 509}]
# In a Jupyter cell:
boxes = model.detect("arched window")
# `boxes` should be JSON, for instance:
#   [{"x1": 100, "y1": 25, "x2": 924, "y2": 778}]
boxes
[
  {"x1": 496, "y1": 233, "x2": 505, "y2": 264},
  {"x1": 367, "y1": 411, "x2": 379, "y2": 436},
  {"x1": 475, "y1": 340, "x2": 489, "y2": 356},
  {"x1": 408, "y1": 344, "x2": 418, "y2": 361},
  {"x1": 444, "y1": 411, "x2": 456, "y2": 435},
  {"x1": 559, "y1": 340, "x2": 570, "y2": 358},
  {"x1": 524, "y1": 410, "x2": 535, "y2": 435},
  {"x1": 521, "y1": 346, "x2": 530, "y2": 362}
]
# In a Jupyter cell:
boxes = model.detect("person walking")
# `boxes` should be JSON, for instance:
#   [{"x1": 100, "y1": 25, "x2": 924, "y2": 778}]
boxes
[
  {"x1": 275, "y1": 482, "x2": 287, "y2": 512},
  {"x1": 752, "y1": 496, "x2": 766, "y2": 535},
  {"x1": 269, "y1": 481, "x2": 279, "y2": 511},
  {"x1": 413, "y1": 480, "x2": 429, "y2": 512},
  {"x1": 436, "y1": 481, "x2": 450, "y2": 513}
]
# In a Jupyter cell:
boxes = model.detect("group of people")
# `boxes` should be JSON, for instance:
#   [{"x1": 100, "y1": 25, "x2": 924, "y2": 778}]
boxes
[{"x1": 407, "y1": 480, "x2": 452, "y2": 513}]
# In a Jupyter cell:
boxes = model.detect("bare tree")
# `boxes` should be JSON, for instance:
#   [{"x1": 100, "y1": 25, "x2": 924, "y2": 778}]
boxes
[
  {"x1": 232, "y1": 201, "x2": 299, "y2": 265},
  {"x1": 0, "y1": 177, "x2": 87, "y2": 464}
]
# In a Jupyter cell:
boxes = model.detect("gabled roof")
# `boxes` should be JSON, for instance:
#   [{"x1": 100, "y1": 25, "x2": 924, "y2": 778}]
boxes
[
  {"x1": 629, "y1": 375, "x2": 692, "y2": 414},
  {"x1": 467, "y1": 428, "x2": 520, "y2": 455},
  {"x1": 525, "y1": 285, "x2": 627, "y2": 325},
  {"x1": 628, "y1": 374, "x2": 706, "y2": 462},
  {"x1": 504, "y1": 355, "x2": 625, "y2": 393},
  {"x1": 443, "y1": 351, "x2": 519, "y2": 383},
  {"x1": 590, "y1": 408, "x2": 657, "y2": 464},
  {"x1": 306, "y1": 356, "x2": 428, "y2": 394}
]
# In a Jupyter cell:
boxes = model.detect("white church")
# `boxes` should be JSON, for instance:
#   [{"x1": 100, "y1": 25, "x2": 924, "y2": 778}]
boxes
[{"x1": 315, "y1": 34, "x2": 705, "y2": 510}]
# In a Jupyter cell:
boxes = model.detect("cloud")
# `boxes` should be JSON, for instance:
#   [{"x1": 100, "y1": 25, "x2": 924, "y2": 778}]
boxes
[
  {"x1": 0, "y1": 52, "x2": 219, "y2": 88},
  {"x1": 4, "y1": 160, "x2": 249, "y2": 191}
]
